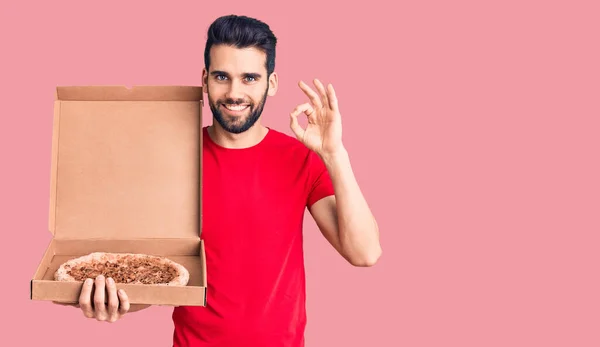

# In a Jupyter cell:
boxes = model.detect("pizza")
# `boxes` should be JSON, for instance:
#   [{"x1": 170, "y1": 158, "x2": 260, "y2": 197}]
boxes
[{"x1": 54, "y1": 252, "x2": 190, "y2": 286}]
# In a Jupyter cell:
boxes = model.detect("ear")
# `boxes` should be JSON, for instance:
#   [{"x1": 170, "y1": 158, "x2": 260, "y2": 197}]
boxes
[
  {"x1": 267, "y1": 72, "x2": 278, "y2": 96},
  {"x1": 202, "y1": 68, "x2": 208, "y2": 94}
]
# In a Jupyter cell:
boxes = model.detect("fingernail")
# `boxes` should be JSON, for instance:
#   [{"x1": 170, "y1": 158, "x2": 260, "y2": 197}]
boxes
[
  {"x1": 97, "y1": 275, "x2": 104, "y2": 281},
  {"x1": 107, "y1": 277, "x2": 114, "y2": 285},
  {"x1": 85, "y1": 278, "x2": 93, "y2": 286}
]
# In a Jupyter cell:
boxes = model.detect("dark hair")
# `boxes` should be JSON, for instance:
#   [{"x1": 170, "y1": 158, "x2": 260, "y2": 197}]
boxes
[{"x1": 204, "y1": 15, "x2": 277, "y2": 76}]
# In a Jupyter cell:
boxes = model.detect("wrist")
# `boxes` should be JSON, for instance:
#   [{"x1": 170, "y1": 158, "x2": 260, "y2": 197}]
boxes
[{"x1": 320, "y1": 147, "x2": 349, "y2": 167}]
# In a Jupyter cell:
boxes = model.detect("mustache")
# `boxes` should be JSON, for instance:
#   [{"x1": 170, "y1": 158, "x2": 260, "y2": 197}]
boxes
[{"x1": 220, "y1": 98, "x2": 251, "y2": 105}]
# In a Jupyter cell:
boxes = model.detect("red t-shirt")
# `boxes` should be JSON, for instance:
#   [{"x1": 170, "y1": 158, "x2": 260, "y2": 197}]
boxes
[{"x1": 172, "y1": 126, "x2": 335, "y2": 347}]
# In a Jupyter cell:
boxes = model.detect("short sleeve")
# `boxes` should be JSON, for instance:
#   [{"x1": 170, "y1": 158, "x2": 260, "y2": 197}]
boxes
[{"x1": 306, "y1": 151, "x2": 335, "y2": 208}]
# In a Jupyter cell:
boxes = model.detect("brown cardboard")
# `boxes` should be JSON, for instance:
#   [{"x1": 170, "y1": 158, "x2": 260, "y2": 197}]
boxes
[{"x1": 31, "y1": 86, "x2": 206, "y2": 306}]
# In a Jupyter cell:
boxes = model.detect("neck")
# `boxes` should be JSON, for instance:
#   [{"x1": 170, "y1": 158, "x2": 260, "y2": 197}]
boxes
[{"x1": 207, "y1": 121, "x2": 269, "y2": 149}]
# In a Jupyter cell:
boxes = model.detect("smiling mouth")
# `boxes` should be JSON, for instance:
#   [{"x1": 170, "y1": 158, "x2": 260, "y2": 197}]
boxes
[{"x1": 222, "y1": 104, "x2": 250, "y2": 112}]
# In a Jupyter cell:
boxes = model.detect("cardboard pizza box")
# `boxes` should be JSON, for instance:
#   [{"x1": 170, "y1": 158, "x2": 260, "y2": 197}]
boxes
[{"x1": 30, "y1": 85, "x2": 207, "y2": 306}]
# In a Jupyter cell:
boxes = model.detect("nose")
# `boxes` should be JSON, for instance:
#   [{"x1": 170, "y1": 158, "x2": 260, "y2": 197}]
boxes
[{"x1": 225, "y1": 80, "x2": 245, "y2": 101}]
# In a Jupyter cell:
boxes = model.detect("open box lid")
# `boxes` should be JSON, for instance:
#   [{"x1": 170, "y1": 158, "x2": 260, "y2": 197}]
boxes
[{"x1": 49, "y1": 86, "x2": 203, "y2": 240}]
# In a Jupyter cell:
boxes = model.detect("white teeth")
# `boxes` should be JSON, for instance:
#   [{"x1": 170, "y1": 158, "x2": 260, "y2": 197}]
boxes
[{"x1": 224, "y1": 104, "x2": 249, "y2": 111}]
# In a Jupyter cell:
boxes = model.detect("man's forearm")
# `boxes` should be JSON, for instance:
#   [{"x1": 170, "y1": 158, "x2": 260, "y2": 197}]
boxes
[{"x1": 321, "y1": 148, "x2": 382, "y2": 266}]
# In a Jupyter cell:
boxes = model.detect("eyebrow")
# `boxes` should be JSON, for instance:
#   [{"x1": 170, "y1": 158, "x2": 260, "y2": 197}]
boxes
[{"x1": 210, "y1": 71, "x2": 262, "y2": 79}]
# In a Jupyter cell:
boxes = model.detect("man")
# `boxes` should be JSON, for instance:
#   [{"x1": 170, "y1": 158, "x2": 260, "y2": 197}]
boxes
[{"x1": 62, "y1": 14, "x2": 382, "y2": 346}]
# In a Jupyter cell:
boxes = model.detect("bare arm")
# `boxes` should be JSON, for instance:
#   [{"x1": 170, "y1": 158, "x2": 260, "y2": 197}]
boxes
[
  {"x1": 309, "y1": 148, "x2": 381, "y2": 266},
  {"x1": 290, "y1": 79, "x2": 382, "y2": 267}
]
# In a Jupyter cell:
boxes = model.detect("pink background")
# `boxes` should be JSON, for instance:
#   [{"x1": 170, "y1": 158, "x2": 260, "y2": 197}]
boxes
[{"x1": 2, "y1": 0, "x2": 599, "y2": 346}]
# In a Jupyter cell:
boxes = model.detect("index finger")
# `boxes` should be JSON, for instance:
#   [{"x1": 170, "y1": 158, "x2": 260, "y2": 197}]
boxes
[
  {"x1": 78, "y1": 278, "x2": 94, "y2": 318},
  {"x1": 298, "y1": 81, "x2": 323, "y2": 109}
]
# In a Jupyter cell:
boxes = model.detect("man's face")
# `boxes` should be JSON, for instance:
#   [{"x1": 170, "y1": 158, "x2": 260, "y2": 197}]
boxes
[{"x1": 203, "y1": 44, "x2": 277, "y2": 134}]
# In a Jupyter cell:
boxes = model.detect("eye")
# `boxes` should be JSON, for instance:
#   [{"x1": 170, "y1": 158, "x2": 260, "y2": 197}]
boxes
[
  {"x1": 244, "y1": 76, "x2": 258, "y2": 83},
  {"x1": 215, "y1": 75, "x2": 228, "y2": 81}
]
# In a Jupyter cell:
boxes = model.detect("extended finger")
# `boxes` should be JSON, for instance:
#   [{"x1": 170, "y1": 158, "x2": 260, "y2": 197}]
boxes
[
  {"x1": 79, "y1": 278, "x2": 94, "y2": 318},
  {"x1": 313, "y1": 79, "x2": 329, "y2": 109},
  {"x1": 105, "y1": 278, "x2": 120, "y2": 322},
  {"x1": 298, "y1": 81, "x2": 323, "y2": 109},
  {"x1": 117, "y1": 289, "x2": 131, "y2": 315},
  {"x1": 326, "y1": 83, "x2": 339, "y2": 111},
  {"x1": 93, "y1": 275, "x2": 108, "y2": 321}
]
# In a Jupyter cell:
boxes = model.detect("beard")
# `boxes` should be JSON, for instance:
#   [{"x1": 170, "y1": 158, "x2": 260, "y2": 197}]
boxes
[{"x1": 208, "y1": 86, "x2": 269, "y2": 134}]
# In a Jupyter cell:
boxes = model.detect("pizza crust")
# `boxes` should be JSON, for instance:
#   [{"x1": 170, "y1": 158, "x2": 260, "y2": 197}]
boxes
[{"x1": 54, "y1": 252, "x2": 190, "y2": 286}]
